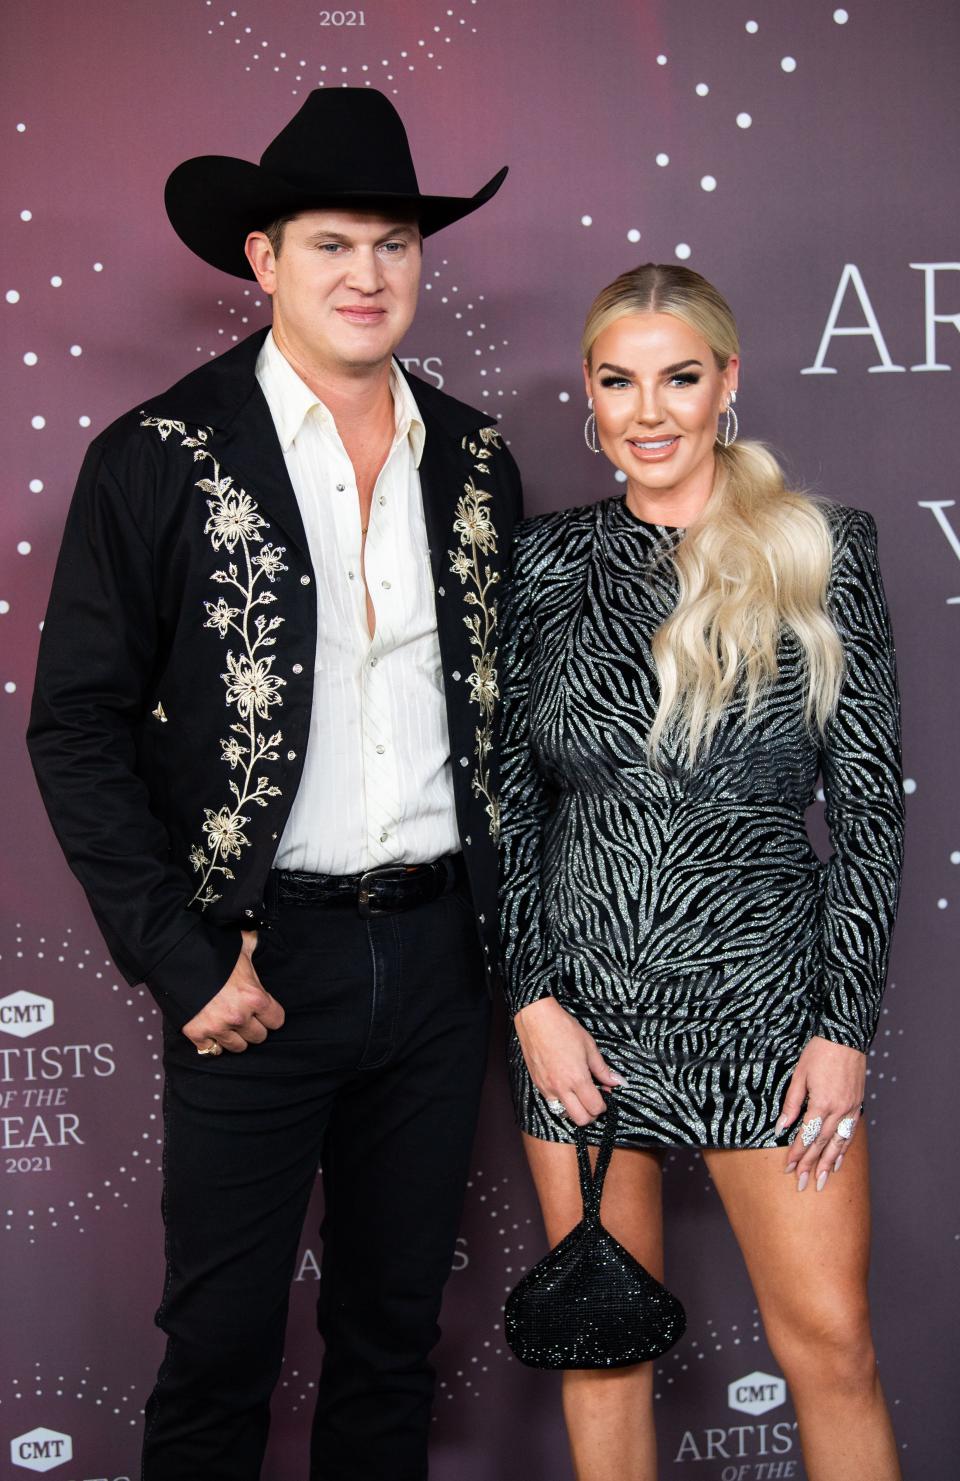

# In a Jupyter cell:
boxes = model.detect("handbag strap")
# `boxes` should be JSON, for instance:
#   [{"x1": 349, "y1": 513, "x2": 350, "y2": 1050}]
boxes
[{"x1": 573, "y1": 1093, "x2": 619, "y2": 1222}]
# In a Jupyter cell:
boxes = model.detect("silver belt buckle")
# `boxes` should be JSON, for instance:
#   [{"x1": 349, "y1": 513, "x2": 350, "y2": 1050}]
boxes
[{"x1": 357, "y1": 863, "x2": 410, "y2": 918}]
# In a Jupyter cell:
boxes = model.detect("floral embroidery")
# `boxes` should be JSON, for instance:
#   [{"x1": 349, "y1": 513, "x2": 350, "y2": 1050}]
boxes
[
  {"x1": 449, "y1": 426, "x2": 503, "y2": 841},
  {"x1": 141, "y1": 416, "x2": 289, "y2": 907}
]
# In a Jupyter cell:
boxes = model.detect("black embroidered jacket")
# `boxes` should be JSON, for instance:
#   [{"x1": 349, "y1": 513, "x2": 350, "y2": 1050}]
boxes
[{"x1": 28, "y1": 329, "x2": 522, "y2": 1026}]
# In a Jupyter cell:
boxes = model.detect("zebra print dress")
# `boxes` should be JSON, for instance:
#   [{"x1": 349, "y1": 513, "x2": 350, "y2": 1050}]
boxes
[{"x1": 498, "y1": 495, "x2": 903, "y2": 1148}]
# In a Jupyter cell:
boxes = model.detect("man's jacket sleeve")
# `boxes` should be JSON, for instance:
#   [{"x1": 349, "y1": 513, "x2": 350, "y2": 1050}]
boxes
[{"x1": 27, "y1": 438, "x2": 242, "y2": 1027}]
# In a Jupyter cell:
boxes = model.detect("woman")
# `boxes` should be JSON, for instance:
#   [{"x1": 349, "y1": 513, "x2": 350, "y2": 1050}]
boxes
[{"x1": 498, "y1": 264, "x2": 903, "y2": 1481}]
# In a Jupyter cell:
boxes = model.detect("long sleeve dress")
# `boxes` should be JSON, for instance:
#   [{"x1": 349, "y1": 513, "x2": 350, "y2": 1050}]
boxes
[{"x1": 498, "y1": 495, "x2": 903, "y2": 1148}]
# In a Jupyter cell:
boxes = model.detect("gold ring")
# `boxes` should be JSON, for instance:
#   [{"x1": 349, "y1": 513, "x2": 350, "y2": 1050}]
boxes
[{"x1": 196, "y1": 1040, "x2": 223, "y2": 1057}]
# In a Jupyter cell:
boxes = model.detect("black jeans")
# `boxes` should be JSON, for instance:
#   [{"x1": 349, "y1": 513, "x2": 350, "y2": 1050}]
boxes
[{"x1": 142, "y1": 876, "x2": 490, "y2": 1481}]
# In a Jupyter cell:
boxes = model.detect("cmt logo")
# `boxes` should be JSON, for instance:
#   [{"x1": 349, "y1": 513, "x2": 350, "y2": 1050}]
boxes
[
  {"x1": 10, "y1": 1428, "x2": 73, "y2": 1472},
  {"x1": 728, "y1": 1371, "x2": 787, "y2": 1416},
  {"x1": 0, "y1": 992, "x2": 55, "y2": 1039}
]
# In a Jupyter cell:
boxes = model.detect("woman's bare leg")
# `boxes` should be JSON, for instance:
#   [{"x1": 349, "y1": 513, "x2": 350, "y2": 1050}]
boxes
[
  {"x1": 522, "y1": 1132, "x2": 664, "y2": 1481},
  {"x1": 703, "y1": 1130, "x2": 900, "y2": 1481}
]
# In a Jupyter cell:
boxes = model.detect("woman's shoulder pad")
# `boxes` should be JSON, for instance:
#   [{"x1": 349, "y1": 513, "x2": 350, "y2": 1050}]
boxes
[{"x1": 514, "y1": 501, "x2": 601, "y2": 547}]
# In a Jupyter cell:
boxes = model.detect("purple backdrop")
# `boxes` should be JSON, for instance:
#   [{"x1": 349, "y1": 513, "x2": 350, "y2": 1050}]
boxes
[{"x1": 2, "y1": 3, "x2": 958, "y2": 1478}]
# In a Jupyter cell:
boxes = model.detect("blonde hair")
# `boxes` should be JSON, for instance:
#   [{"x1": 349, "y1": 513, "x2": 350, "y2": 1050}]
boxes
[{"x1": 583, "y1": 264, "x2": 845, "y2": 766}]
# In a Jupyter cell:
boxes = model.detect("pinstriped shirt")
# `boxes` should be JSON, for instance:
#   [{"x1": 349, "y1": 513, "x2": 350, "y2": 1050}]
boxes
[{"x1": 256, "y1": 331, "x2": 459, "y2": 874}]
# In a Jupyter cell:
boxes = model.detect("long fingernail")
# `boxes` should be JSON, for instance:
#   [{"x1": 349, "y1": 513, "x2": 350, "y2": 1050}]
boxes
[
  {"x1": 816, "y1": 1171, "x2": 828, "y2": 1192},
  {"x1": 797, "y1": 1171, "x2": 809, "y2": 1192},
  {"x1": 785, "y1": 1160, "x2": 797, "y2": 1173},
  {"x1": 834, "y1": 1153, "x2": 844, "y2": 1172},
  {"x1": 776, "y1": 1118, "x2": 790, "y2": 1135},
  {"x1": 610, "y1": 1074, "x2": 627, "y2": 1085}
]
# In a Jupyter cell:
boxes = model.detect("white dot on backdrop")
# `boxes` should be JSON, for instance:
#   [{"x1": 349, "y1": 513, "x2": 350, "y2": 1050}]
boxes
[
  {"x1": 16, "y1": 123, "x2": 26, "y2": 133},
  {"x1": 31, "y1": 415, "x2": 45, "y2": 429},
  {"x1": 6, "y1": 290, "x2": 20, "y2": 304},
  {"x1": 627, "y1": 228, "x2": 641, "y2": 243},
  {"x1": 745, "y1": 20, "x2": 759, "y2": 34},
  {"x1": 937, "y1": 899, "x2": 949, "y2": 910},
  {"x1": 701, "y1": 176, "x2": 717, "y2": 192},
  {"x1": 950, "y1": 851, "x2": 960, "y2": 865},
  {"x1": 0, "y1": 601, "x2": 8, "y2": 614},
  {"x1": 695, "y1": 83, "x2": 709, "y2": 97},
  {"x1": 781, "y1": 56, "x2": 797, "y2": 72},
  {"x1": 656, "y1": 153, "x2": 670, "y2": 167},
  {"x1": 20, "y1": 209, "x2": 32, "y2": 222},
  {"x1": 23, "y1": 352, "x2": 37, "y2": 366},
  {"x1": 79, "y1": 415, "x2": 91, "y2": 428},
  {"x1": 70, "y1": 344, "x2": 82, "y2": 356},
  {"x1": 737, "y1": 112, "x2": 753, "y2": 129},
  {"x1": 675, "y1": 243, "x2": 692, "y2": 260},
  {"x1": 17, "y1": 542, "x2": 32, "y2": 555},
  {"x1": 903, "y1": 778, "x2": 917, "y2": 794},
  {"x1": 50, "y1": 275, "x2": 63, "y2": 287},
  {"x1": 558, "y1": 392, "x2": 570, "y2": 403},
  {"x1": 93, "y1": 262, "x2": 103, "y2": 272},
  {"x1": 29, "y1": 479, "x2": 43, "y2": 493},
  {"x1": 4, "y1": 682, "x2": 15, "y2": 695},
  {"x1": 580, "y1": 215, "x2": 593, "y2": 227},
  {"x1": 656, "y1": 54, "x2": 668, "y2": 66},
  {"x1": 834, "y1": 8, "x2": 849, "y2": 22}
]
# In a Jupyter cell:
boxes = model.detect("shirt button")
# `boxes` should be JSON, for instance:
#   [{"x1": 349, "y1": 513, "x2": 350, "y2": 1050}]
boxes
[
  {"x1": 292, "y1": 663, "x2": 303, "y2": 675},
  {"x1": 287, "y1": 750, "x2": 297, "y2": 761},
  {"x1": 300, "y1": 574, "x2": 311, "y2": 586},
  {"x1": 376, "y1": 744, "x2": 385, "y2": 754},
  {"x1": 336, "y1": 483, "x2": 346, "y2": 492},
  {"x1": 378, "y1": 495, "x2": 386, "y2": 506},
  {"x1": 348, "y1": 571, "x2": 356, "y2": 581},
  {"x1": 381, "y1": 579, "x2": 391, "y2": 590},
  {"x1": 370, "y1": 657, "x2": 379, "y2": 667},
  {"x1": 379, "y1": 831, "x2": 389, "y2": 843}
]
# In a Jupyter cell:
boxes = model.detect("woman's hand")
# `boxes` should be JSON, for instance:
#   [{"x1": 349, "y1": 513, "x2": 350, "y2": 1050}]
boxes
[
  {"x1": 514, "y1": 996, "x2": 625, "y2": 1126},
  {"x1": 777, "y1": 1035, "x2": 866, "y2": 1192}
]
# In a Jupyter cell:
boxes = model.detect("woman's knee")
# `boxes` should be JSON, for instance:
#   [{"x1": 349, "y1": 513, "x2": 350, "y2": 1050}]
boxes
[{"x1": 765, "y1": 1297, "x2": 879, "y2": 1396}]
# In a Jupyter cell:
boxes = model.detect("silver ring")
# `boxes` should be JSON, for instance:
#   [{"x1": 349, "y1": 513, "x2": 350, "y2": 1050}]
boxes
[
  {"x1": 546, "y1": 1098, "x2": 566, "y2": 1115},
  {"x1": 836, "y1": 1115, "x2": 856, "y2": 1141},
  {"x1": 800, "y1": 1116, "x2": 823, "y2": 1148}
]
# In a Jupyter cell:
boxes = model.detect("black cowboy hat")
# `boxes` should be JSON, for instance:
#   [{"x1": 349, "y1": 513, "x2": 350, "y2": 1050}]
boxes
[{"x1": 165, "y1": 88, "x2": 508, "y2": 280}]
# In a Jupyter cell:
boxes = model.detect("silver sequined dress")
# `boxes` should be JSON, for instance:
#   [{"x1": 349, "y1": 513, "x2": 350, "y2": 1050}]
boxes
[{"x1": 498, "y1": 496, "x2": 903, "y2": 1148}]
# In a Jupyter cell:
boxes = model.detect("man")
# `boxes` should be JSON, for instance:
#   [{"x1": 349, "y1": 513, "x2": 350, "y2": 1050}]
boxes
[{"x1": 28, "y1": 88, "x2": 520, "y2": 1480}]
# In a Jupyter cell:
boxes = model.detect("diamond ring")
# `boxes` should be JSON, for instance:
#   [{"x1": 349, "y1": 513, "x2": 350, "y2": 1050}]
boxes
[
  {"x1": 836, "y1": 1115, "x2": 856, "y2": 1141},
  {"x1": 546, "y1": 1098, "x2": 566, "y2": 1115},
  {"x1": 800, "y1": 1116, "x2": 823, "y2": 1148}
]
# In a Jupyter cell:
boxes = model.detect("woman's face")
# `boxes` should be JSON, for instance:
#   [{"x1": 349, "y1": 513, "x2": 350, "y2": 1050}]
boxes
[{"x1": 583, "y1": 311, "x2": 738, "y2": 520}]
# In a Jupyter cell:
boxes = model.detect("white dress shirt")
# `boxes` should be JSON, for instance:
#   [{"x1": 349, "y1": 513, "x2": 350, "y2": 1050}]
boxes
[{"x1": 255, "y1": 331, "x2": 459, "y2": 874}]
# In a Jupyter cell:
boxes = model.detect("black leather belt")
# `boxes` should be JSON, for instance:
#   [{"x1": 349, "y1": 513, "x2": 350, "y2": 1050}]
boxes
[{"x1": 272, "y1": 854, "x2": 466, "y2": 917}]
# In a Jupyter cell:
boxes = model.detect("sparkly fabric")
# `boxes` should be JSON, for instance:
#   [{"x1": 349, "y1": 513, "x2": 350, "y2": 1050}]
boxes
[
  {"x1": 504, "y1": 1098, "x2": 686, "y2": 1368},
  {"x1": 499, "y1": 496, "x2": 903, "y2": 1149}
]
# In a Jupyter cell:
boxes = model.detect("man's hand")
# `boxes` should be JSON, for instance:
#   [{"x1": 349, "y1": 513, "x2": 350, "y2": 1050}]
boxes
[{"x1": 181, "y1": 930, "x2": 285, "y2": 1055}]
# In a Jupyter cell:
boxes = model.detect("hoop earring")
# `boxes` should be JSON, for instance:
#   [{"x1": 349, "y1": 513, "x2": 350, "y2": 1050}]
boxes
[
  {"x1": 719, "y1": 390, "x2": 738, "y2": 448},
  {"x1": 584, "y1": 399, "x2": 601, "y2": 455}
]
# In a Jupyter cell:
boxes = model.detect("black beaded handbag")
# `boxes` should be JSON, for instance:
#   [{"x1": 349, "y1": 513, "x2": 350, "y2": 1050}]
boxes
[{"x1": 504, "y1": 1096, "x2": 687, "y2": 1369}]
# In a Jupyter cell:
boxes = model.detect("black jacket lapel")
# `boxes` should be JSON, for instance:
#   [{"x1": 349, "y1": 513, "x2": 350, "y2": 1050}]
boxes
[{"x1": 140, "y1": 329, "x2": 311, "y2": 566}]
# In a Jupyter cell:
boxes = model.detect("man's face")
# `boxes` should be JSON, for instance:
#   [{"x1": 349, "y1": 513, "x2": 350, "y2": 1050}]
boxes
[{"x1": 246, "y1": 209, "x2": 422, "y2": 377}]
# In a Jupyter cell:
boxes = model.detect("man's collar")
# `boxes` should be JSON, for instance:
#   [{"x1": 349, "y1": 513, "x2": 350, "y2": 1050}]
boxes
[
  {"x1": 140, "y1": 326, "x2": 497, "y2": 445},
  {"x1": 256, "y1": 329, "x2": 426, "y2": 466}
]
